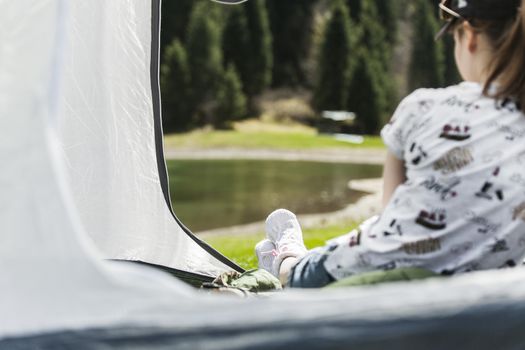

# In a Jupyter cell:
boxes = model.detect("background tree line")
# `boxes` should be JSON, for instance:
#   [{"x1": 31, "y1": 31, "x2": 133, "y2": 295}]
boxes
[{"x1": 160, "y1": 0, "x2": 460, "y2": 135}]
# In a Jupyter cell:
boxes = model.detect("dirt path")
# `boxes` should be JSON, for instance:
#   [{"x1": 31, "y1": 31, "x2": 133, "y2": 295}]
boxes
[{"x1": 164, "y1": 147, "x2": 387, "y2": 165}]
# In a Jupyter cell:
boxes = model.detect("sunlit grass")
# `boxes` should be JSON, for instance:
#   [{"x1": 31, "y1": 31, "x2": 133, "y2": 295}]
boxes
[
  {"x1": 203, "y1": 222, "x2": 359, "y2": 270},
  {"x1": 164, "y1": 129, "x2": 385, "y2": 150}
]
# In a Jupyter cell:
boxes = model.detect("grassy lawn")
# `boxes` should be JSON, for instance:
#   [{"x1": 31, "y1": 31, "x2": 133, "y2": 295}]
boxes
[
  {"x1": 164, "y1": 125, "x2": 385, "y2": 150},
  {"x1": 204, "y1": 221, "x2": 359, "y2": 270}
]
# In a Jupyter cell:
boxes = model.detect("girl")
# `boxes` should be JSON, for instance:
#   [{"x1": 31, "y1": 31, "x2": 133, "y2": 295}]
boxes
[{"x1": 256, "y1": 0, "x2": 525, "y2": 288}]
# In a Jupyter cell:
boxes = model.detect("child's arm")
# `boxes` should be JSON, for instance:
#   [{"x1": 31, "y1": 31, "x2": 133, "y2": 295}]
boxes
[{"x1": 382, "y1": 151, "x2": 406, "y2": 209}]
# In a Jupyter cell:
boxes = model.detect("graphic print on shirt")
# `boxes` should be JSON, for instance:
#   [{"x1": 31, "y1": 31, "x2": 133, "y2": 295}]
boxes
[
  {"x1": 418, "y1": 99, "x2": 435, "y2": 114},
  {"x1": 433, "y1": 147, "x2": 473, "y2": 174},
  {"x1": 495, "y1": 97, "x2": 521, "y2": 113},
  {"x1": 475, "y1": 167, "x2": 504, "y2": 201},
  {"x1": 389, "y1": 113, "x2": 415, "y2": 146},
  {"x1": 491, "y1": 239, "x2": 510, "y2": 253},
  {"x1": 354, "y1": 253, "x2": 372, "y2": 268},
  {"x1": 466, "y1": 210, "x2": 502, "y2": 234},
  {"x1": 441, "y1": 95, "x2": 481, "y2": 113},
  {"x1": 382, "y1": 219, "x2": 404, "y2": 237},
  {"x1": 390, "y1": 98, "x2": 435, "y2": 126},
  {"x1": 402, "y1": 237, "x2": 442, "y2": 255},
  {"x1": 415, "y1": 209, "x2": 447, "y2": 230},
  {"x1": 376, "y1": 261, "x2": 397, "y2": 271},
  {"x1": 450, "y1": 242, "x2": 473, "y2": 255},
  {"x1": 369, "y1": 84, "x2": 525, "y2": 279},
  {"x1": 409, "y1": 142, "x2": 428, "y2": 165},
  {"x1": 499, "y1": 260, "x2": 517, "y2": 268},
  {"x1": 348, "y1": 229, "x2": 362, "y2": 247},
  {"x1": 331, "y1": 254, "x2": 371, "y2": 272},
  {"x1": 389, "y1": 99, "x2": 436, "y2": 154},
  {"x1": 440, "y1": 121, "x2": 471, "y2": 141},
  {"x1": 513, "y1": 202, "x2": 525, "y2": 222},
  {"x1": 489, "y1": 120, "x2": 525, "y2": 141},
  {"x1": 463, "y1": 261, "x2": 481, "y2": 272},
  {"x1": 420, "y1": 175, "x2": 460, "y2": 201}
]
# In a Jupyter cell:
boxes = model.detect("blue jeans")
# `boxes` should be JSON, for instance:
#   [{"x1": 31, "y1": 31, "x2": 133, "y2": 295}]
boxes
[{"x1": 287, "y1": 245, "x2": 337, "y2": 288}]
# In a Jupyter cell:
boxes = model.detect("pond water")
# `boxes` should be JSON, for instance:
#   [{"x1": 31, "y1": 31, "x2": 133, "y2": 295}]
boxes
[{"x1": 167, "y1": 159, "x2": 383, "y2": 232}]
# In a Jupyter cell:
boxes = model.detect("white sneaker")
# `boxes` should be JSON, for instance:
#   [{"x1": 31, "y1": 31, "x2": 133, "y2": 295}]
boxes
[
  {"x1": 255, "y1": 239, "x2": 278, "y2": 274},
  {"x1": 265, "y1": 209, "x2": 308, "y2": 276}
]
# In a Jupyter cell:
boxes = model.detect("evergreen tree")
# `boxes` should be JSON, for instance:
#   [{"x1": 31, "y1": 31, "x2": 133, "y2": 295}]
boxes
[
  {"x1": 222, "y1": 0, "x2": 272, "y2": 97},
  {"x1": 443, "y1": 35, "x2": 462, "y2": 85},
  {"x1": 160, "y1": 39, "x2": 193, "y2": 132},
  {"x1": 427, "y1": 0, "x2": 440, "y2": 16},
  {"x1": 314, "y1": 0, "x2": 356, "y2": 112},
  {"x1": 346, "y1": 0, "x2": 362, "y2": 21},
  {"x1": 160, "y1": 0, "x2": 194, "y2": 54},
  {"x1": 215, "y1": 65, "x2": 247, "y2": 129},
  {"x1": 374, "y1": 0, "x2": 401, "y2": 45},
  {"x1": 348, "y1": 52, "x2": 385, "y2": 135},
  {"x1": 245, "y1": 0, "x2": 272, "y2": 95},
  {"x1": 222, "y1": 6, "x2": 250, "y2": 87},
  {"x1": 424, "y1": 0, "x2": 462, "y2": 85},
  {"x1": 266, "y1": 0, "x2": 317, "y2": 87},
  {"x1": 357, "y1": 1, "x2": 397, "y2": 121},
  {"x1": 409, "y1": 0, "x2": 445, "y2": 90},
  {"x1": 359, "y1": 1, "x2": 389, "y2": 70},
  {"x1": 186, "y1": 2, "x2": 224, "y2": 124}
]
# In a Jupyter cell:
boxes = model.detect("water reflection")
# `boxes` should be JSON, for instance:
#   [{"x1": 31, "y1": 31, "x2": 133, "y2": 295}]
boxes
[{"x1": 167, "y1": 159, "x2": 382, "y2": 232}]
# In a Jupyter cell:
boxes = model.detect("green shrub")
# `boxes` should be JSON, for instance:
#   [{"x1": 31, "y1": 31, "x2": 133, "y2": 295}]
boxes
[
  {"x1": 313, "y1": 0, "x2": 356, "y2": 112},
  {"x1": 222, "y1": 0, "x2": 272, "y2": 98},
  {"x1": 187, "y1": 2, "x2": 224, "y2": 125},
  {"x1": 161, "y1": 39, "x2": 194, "y2": 132},
  {"x1": 408, "y1": 0, "x2": 445, "y2": 89},
  {"x1": 348, "y1": 53, "x2": 386, "y2": 135},
  {"x1": 215, "y1": 65, "x2": 248, "y2": 129},
  {"x1": 266, "y1": 1, "x2": 316, "y2": 87}
]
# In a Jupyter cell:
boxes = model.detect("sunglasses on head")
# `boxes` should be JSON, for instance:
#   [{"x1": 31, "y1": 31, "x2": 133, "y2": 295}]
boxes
[
  {"x1": 435, "y1": 0, "x2": 466, "y2": 40},
  {"x1": 439, "y1": 0, "x2": 464, "y2": 21}
]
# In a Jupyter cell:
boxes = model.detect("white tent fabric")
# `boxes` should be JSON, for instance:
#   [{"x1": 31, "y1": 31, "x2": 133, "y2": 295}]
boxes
[
  {"x1": 56, "y1": 0, "x2": 236, "y2": 278},
  {"x1": 0, "y1": 0, "x2": 196, "y2": 337},
  {"x1": 3, "y1": 0, "x2": 525, "y2": 348}
]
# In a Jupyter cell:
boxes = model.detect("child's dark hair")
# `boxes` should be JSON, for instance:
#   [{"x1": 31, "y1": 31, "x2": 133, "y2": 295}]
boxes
[{"x1": 481, "y1": 0, "x2": 525, "y2": 110}]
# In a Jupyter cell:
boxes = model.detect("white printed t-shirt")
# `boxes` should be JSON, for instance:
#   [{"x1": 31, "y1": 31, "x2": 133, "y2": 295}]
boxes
[{"x1": 324, "y1": 82, "x2": 525, "y2": 280}]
